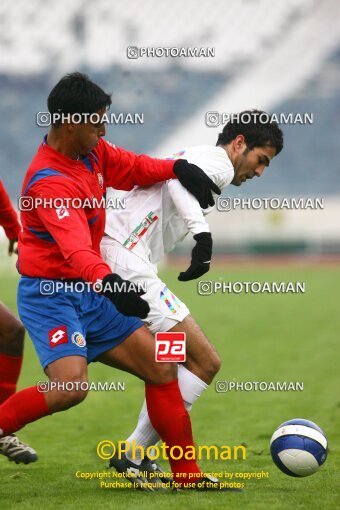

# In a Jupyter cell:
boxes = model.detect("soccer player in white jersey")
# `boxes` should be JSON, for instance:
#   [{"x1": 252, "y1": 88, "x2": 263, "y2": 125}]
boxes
[{"x1": 101, "y1": 110, "x2": 283, "y2": 485}]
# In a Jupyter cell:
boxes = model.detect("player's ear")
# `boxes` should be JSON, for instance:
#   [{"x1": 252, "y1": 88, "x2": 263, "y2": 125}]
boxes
[{"x1": 234, "y1": 134, "x2": 246, "y2": 153}]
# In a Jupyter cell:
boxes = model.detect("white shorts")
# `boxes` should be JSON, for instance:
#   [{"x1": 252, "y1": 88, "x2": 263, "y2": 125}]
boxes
[{"x1": 100, "y1": 236, "x2": 190, "y2": 334}]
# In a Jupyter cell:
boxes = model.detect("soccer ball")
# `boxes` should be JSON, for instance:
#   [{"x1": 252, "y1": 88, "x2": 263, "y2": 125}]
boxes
[{"x1": 270, "y1": 419, "x2": 328, "y2": 477}]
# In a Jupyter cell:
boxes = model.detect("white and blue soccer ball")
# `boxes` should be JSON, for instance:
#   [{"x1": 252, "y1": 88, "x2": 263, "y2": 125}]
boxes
[{"x1": 270, "y1": 419, "x2": 328, "y2": 477}]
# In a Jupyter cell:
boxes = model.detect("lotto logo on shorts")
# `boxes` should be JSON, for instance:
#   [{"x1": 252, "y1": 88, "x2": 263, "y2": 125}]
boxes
[
  {"x1": 49, "y1": 325, "x2": 68, "y2": 348},
  {"x1": 155, "y1": 332, "x2": 186, "y2": 362}
]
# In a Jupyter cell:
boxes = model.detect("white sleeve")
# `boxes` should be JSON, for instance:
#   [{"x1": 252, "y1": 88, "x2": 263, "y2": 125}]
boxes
[
  {"x1": 164, "y1": 146, "x2": 234, "y2": 236},
  {"x1": 166, "y1": 179, "x2": 210, "y2": 235}
]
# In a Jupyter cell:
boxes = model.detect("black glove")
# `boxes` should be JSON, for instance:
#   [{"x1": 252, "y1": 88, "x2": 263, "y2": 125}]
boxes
[
  {"x1": 173, "y1": 159, "x2": 221, "y2": 209},
  {"x1": 102, "y1": 273, "x2": 150, "y2": 319},
  {"x1": 178, "y1": 232, "x2": 213, "y2": 281}
]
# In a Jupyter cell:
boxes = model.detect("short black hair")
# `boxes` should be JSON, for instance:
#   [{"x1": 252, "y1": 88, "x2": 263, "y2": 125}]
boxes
[
  {"x1": 217, "y1": 109, "x2": 283, "y2": 155},
  {"x1": 47, "y1": 72, "x2": 111, "y2": 124}
]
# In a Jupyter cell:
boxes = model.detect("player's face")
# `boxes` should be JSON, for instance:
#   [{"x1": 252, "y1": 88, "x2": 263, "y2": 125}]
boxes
[
  {"x1": 231, "y1": 141, "x2": 276, "y2": 186},
  {"x1": 73, "y1": 109, "x2": 107, "y2": 156}
]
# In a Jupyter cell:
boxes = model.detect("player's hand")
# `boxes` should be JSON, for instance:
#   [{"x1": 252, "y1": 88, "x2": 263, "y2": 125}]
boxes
[
  {"x1": 102, "y1": 273, "x2": 150, "y2": 319},
  {"x1": 173, "y1": 159, "x2": 221, "y2": 209},
  {"x1": 8, "y1": 238, "x2": 18, "y2": 256},
  {"x1": 178, "y1": 232, "x2": 213, "y2": 281}
]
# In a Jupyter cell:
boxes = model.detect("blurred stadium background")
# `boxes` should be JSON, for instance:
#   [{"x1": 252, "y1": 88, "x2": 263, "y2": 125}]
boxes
[
  {"x1": 1, "y1": 3, "x2": 340, "y2": 508},
  {"x1": 0, "y1": 0, "x2": 340, "y2": 264}
]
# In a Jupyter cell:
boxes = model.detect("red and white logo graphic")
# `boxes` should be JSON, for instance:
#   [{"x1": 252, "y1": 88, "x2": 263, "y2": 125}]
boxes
[
  {"x1": 155, "y1": 332, "x2": 186, "y2": 362},
  {"x1": 49, "y1": 325, "x2": 68, "y2": 348},
  {"x1": 106, "y1": 140, "x2": 117, "y2": 150},
  {"x1": 56, "y1": 206, "x2": 69, "y2": 220}
]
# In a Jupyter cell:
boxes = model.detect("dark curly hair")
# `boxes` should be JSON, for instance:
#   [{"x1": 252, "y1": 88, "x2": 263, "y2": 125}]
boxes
[
  {"x1": 217, "y1": 109, "x2": 283, "y2": 154},
  {"x1": 48, "y1": 72, "x2": 111, "y2": 125}
]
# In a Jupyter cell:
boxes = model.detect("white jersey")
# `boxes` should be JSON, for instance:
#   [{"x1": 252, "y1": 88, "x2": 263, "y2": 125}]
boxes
[{"x1": 104, "y1": 145, "x2": 234, "y2": 265}]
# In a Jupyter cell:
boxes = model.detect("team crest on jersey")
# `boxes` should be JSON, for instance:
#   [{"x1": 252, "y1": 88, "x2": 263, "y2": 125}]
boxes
[
  {"x1": 97, "y1": 172, "x2": 104, "y2": 189},
  {"x1": 71, "y1": 332, "x2": 86, "y2": 348}
]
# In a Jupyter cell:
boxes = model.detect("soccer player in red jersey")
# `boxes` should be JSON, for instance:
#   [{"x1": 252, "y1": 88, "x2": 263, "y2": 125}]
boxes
[
  {"x1": 0, "y1": 73, "x2": 224, "y2": 488},
  {"x1": 0, "y1": 179, "x2": 37, "y2": 463}
]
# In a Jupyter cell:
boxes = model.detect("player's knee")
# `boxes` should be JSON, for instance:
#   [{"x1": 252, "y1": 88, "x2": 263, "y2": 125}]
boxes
[
  {"x1": 12, "y1": 322, "x2": 25, "y2": 348},
  {"x1": 199, "y1": 350, "x2": 221, "y2": 383},
  {"x1": 185, "y1": 350, "x2": 221, "y2": 384},
  {"x1": 206, "y1": 351, "x2": 221, "y2": 380},
  {"x1": 147, "y1": 362, "x2": 177, "y2": 385},
  {"x1": 65, "y1": 388, "x2": 88, "y2": 408},
  {"x1": 0, "y1": 319, "x2": 25, "y2": 355},
  {"x1": 53, "y1": 387, "x2": 88, "y2": 411}
]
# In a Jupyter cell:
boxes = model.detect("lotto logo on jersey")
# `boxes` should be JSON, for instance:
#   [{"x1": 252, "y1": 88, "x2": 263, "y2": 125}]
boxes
[
  {"x1": 49, "y1": 325, "x2": 68, "y2": 348},
  {"x1": 56, "y1": 206, "x2": 69, "y2": 220},
  {"x1": 155, "y1": 332, "x2": 186, "y2": 362}
]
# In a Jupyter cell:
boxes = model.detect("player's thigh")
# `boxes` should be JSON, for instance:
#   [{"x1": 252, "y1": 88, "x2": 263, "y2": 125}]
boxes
[
  {"x1": 0, "y1": 300, "x2": 25, "y2": 354},
  {"x1": 170, "y1": 315, "x2": 221, "y2": 383},
  {"x1": 102, "y1": 238, "x2": 190, "y2": 334},
  {"x1": 101, "y1": 237, "x2": 153, "y2": 293},
  {"x1": 45, "y1": 354, "x2": 88, "y2": 382},
  {"x1": 97, "y1": 325, "x2": 177, "y2": 385}
]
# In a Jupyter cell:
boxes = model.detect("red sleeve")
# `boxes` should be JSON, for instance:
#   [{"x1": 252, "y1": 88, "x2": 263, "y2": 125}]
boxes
[
  {"x1": 32, "y1": 180, "x2": 111, "y2": 283},
  {"x1": 96, "y1": 139, "x2": 176, "y2": 190},
  {"x1": 0, "y1": 179, "x2": 21, "y2": 240}
]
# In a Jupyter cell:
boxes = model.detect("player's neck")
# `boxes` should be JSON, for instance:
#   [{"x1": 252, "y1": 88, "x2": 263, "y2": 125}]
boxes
[
  {"x1": 218, "y1": 144, "x2": 234, "y2": 167},
  {"x1": 46, "y1": 130, "x2": 80, "y2": 160}
]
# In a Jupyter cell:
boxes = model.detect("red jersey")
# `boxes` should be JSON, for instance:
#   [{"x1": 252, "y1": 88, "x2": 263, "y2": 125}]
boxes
[
  {"x1": 18, "y1": 137, "x2": 175, "y2": 283},
  {"x1": 0, "y1": 179, "x2": 21, "y2": 240}
]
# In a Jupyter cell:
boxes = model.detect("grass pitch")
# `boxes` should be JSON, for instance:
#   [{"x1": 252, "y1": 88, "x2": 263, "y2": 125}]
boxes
[{"x1": 1, "y1": 263, "x2": 339, "y2": 510}]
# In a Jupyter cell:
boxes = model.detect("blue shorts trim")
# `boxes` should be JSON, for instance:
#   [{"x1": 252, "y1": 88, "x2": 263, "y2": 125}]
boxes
[{"x1": 17, "y1": 276, "x2": 143, "y2": 369}]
